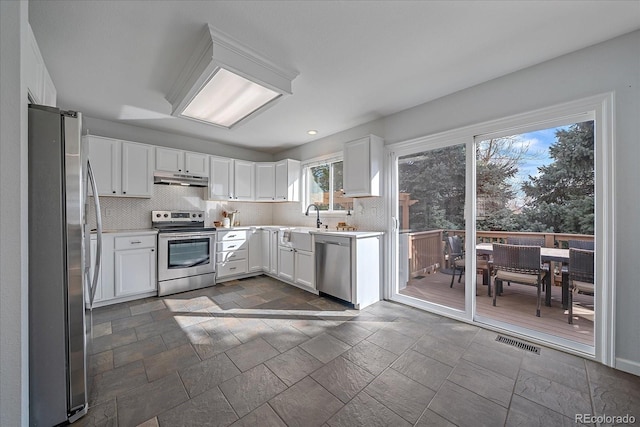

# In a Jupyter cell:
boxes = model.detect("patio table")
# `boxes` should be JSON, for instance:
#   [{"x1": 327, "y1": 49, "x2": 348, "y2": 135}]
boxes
[{"x1": 476, "y1": 243, "x2": 570, "y2": 308}]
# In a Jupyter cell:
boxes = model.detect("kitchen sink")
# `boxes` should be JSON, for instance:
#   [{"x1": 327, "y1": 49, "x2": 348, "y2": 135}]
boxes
[{"x1": 278, "y1": 228, "x2": 314, "y2": 251}]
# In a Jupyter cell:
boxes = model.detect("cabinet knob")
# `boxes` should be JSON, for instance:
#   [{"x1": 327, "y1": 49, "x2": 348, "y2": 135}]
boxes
[
  {"x1": 178, "y1": 169, "x2": 182, "y2": 172},
  {"x1": 112, "y1": 190, "x2": 116, "y2": 194},
  {"x1": 123, "y1": 191, "x2": 126, "y2": 194},
  {"x1": 151, "y1": 249, "x2": 154, "y2": 252}
]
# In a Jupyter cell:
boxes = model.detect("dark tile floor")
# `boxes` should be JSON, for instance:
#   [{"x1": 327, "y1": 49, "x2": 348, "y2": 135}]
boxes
[{"x1": 79, "y1": 275, "x2": 640, "y2": 427}]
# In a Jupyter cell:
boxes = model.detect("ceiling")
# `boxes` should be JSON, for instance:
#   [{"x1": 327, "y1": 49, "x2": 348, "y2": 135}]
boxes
[{"x1": 29, "y1": 1, "x2": 640, "y2": 154}]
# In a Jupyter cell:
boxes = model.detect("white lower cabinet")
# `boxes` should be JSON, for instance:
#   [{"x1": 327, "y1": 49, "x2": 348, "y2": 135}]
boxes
[
  {"x1": 269, "y1": 230, "x2": 279, "y2": 275},
  {"x1": 248, "y1": 229, "x2": 263, "y2": 272},
  {"x1": 277, "y1": 245, "x2": 314, "y2": 289},
  {"x1": 216, "y1": 229, "x2": 249, "y2": 280},
  {"x1": 278, "y1": 247, "x2": 295, "y2": 282},
  {"x1": 115, "y1": 247, "x2": 156, "y2": 297},
  {"x1": 89, "y1": 231, "x2": 157, "y2": 308},
  {"x1": 294, "y1": 249, "x2": 314, "y2": 288},
  {"x1": 261, "y1": 230, "x2": 270, "y2": 271}
]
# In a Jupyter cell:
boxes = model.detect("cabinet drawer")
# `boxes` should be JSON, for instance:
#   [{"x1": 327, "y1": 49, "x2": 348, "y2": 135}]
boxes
[
  {"x1": 216, "y1": 249, "x2": 247, "y2": 263},
  {"x1": 115, "y1": 235, "x2": 156, "y2": 250},
  {"x1": 217, "y1": 259, "x2": 248, "y2": 278},
  {"x1": 218, "y1": 230, "x2": 247, "y2": 242},
  {"x1": 217, "y1": 240, "x2": 247, "y2": 252}
]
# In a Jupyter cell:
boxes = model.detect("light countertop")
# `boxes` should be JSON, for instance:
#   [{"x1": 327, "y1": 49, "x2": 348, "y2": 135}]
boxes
[{"x1": 217, "y1": 225, "x2": 384, "y2": 238}]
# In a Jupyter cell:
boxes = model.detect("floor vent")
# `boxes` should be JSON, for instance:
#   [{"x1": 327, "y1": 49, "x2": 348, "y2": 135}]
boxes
[{"x1": 495, "y1": 335, "x2": 541, "y2": 354}]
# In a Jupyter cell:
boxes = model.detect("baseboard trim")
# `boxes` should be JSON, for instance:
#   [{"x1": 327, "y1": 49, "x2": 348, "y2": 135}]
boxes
[{"x1": 615, "y1": 357, "x2": 640, "y2": 377}]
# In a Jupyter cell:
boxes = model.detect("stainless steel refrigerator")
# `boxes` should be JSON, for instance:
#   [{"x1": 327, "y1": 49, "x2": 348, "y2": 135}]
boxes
[{"x1": 28, "y1": 104, "x2": 103, "y2": 425}]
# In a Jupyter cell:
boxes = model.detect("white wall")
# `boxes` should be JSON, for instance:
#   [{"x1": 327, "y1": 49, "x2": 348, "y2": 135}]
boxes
[
  {"x1": 83, "y1": 116, "x2": 273, "y2": 162},
  {"x1": 0, "y1": 1, "x2": 29, "y2": 425},
  {"x1": 275, "y1": 30, "x2": 640, "y2": 373}
]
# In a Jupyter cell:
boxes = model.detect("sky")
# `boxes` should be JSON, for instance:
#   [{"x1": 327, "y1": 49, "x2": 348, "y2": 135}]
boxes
[{"x1": 502, "y1": 125, "x2": 570, "y2": 208}]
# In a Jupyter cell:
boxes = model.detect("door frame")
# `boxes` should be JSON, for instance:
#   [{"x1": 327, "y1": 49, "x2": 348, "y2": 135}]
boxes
[{"x1": 385, "y1": 93, "x2": 615, "y2": 366}]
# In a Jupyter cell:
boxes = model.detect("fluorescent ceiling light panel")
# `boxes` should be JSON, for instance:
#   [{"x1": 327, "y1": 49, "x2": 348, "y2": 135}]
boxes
[
  {"x1": 181, "y1": 68, "x2": 281, "y2": 128},
  {"x1": 167, "y1": 24, "x2": 298, "y2": 129}
]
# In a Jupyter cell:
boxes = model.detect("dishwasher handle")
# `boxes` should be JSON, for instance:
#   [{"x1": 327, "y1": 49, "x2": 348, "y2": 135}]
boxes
[{"x1": 316, "y1": 240, "x2": 349, "y2": 247}]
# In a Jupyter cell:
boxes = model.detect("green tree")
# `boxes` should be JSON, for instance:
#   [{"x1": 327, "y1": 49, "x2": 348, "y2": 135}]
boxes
[
  {"x1": 521, "y1": 121, "x2": 594, "y2": 234},
  {"x1": 399, "y1": 145, "x2": 466, "y2": 231}
]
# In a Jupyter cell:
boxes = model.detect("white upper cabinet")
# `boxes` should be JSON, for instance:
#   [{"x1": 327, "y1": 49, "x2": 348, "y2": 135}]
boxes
[
  {"x1": 86, "y1": 135, "x2": 153, "y2": 198},
  {"x1": 156, "y1": 147, "x2": 209, "y2": 175},
  {"x1": 87, "y1": 136, "x2": 120, "y2": 195},
  {"x1": 121, "y1": 142, "x2": 154, "y2": 197},
  {"x1": 233, "y1": 160, "x2": 255, "y2": 201},
  {"x1": 26, "y1": 24, "x2": 56, "y2": 107},
  {"x1": 184, "y1": 152, "x2": 209, "y2": 176},
  {"x1": 209, "y1": 156, "x2": 234, "y2": 200},
  {"x1": 343, "y1": 135, "x2": 384, "y2": 197},
  {"x1": 155, "y1": 147, "x2": 184, "y2": 172},
  {"x1": 275, "y1": 159, "x2": 301, "y2": 201},
  {"x1": 255, "y1": 163, "x2": 276, "y2": 201}
]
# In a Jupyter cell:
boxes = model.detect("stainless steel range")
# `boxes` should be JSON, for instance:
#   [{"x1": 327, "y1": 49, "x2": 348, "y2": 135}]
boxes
[{"x1": 153, "y1": 210, "x2": 216, "y2": 296}]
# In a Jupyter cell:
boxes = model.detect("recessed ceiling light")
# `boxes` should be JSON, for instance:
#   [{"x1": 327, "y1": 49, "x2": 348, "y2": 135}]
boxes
[
  {"x1": 167, "y1": 24, "x2": 298, "y2": 129},
  {"x1": 307, "y1": 130, "x2": 318, "y2": 135}
]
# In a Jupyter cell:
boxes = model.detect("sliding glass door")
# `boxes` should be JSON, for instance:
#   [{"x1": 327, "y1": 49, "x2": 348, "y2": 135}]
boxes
[
  {"x1": 473, "y1": 120, "x2": 596, "y2": 352},
  {"x1": 388, "y1": 95, "x2": 613, "y2": 361},
  {"x1": 391, "y1": 139, "x2": 472, "y2": 317}
]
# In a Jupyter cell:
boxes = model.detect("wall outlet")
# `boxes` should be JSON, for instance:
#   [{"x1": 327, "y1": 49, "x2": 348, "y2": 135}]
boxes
[
  {"x1": 105, "y1": 208, "x2": 114, "y2": 218},
  {"x1": 371, "y1": 207, "x2": 377, "y2": 216}
]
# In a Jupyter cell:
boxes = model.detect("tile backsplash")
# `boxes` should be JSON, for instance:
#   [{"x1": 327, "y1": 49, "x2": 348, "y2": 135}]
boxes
[
  {"x1": 272, "y1": 197, "x2": 387, "y2": 231},
  {"x1": 88, "y1": 185, "x2": 387, "y2": 232},
  {"x1": 88, "y1": 185, "x2": 273, "y2": 230}
]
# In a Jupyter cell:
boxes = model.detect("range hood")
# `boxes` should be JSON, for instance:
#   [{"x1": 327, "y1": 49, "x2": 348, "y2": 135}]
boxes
[{"x1": 153, "y1": 170, "x2": 209, "y2": 187}]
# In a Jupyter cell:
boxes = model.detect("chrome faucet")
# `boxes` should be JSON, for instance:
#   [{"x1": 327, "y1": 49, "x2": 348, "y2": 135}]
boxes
[{"x1": 305, "y1": 204, "x2": 322, "y2": 228}]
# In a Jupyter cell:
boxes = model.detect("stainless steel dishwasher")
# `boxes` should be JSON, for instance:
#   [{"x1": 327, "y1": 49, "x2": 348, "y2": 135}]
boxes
[{"x1": 315, "y1": 234, "x2": 352, "y2": 302}]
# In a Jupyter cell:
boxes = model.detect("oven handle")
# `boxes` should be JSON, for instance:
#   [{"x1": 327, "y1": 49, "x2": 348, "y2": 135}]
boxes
[{"x1": 159, "y1": 233, "x2": 217, "y2": 240}]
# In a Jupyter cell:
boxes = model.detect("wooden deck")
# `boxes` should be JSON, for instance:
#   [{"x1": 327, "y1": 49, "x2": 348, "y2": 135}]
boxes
[{"x1": 399, "y1": 271, "x2": 594, "y2": 346}]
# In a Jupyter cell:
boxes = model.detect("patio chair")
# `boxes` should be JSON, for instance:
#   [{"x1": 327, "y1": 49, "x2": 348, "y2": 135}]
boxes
[
  {"x1": 568, "y1": 239, "x2": 595, "y2": 250},
  {"x1": 505, "y1": 236, "x2": 548, "y2": 292},
  {"x1": 506, "y1": 236, "x2": 545, "y2": 246},
  {"x1": 447, "y1": 235, "x2": 489, "y2": 289},
  {"x1": 568, "y1": 248, "x2": 594, "y2": 324},
  {"x1": 492, "y1": 243, "x2": 547, "y2": 317}
]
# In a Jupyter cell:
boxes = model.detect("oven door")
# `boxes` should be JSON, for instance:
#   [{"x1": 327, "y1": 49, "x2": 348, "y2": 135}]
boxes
[{"x1": 158, "y1": 232, "x2": 216, "y2": 282}]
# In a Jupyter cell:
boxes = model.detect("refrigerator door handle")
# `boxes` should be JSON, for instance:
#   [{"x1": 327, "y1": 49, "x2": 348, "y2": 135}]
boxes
[{"x1": 87, "y1": 160, "x2": 102, "y2": 307}]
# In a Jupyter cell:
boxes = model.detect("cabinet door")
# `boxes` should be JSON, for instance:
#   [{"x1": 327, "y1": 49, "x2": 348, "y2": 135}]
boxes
[
  {"x1": 261, "y1": 230, "x2": 270, "y2": 271},
  {"x1": 270, "y1": 231, "x2": 279, "y2": 274},
  {"x1": 156, "y1": 147, "x2": 184, "y2": 172},
  {"x1": 234, "y1": 160, "x2": 255, "y2": 200},
  {"x1": 115, "y1": 248, "x2": 156, "y2": 296},
  {"x1": 185, "y1": 152, "x2": 209, "y2": 175},
  {"x1": 343, "y1": 137, "x2": 370, "y2": 197},
  {"x1": 275, "y1": 159, "x2": 300, "y2": 201},
  {"x1": 248, "y1": 229, "x2": 263, "y2": 272},
  {"x1": 294, "y1": 250, "x2": 315, "y2": 288},
  {"x1": 255, "y1": 163, "x2": 276, "y2": 201},
  {"x1": 87, "y1": 136, "x2": 120, "y2": 195},
  {"x1": 209, "y1": 156, "x2": 234, "y2": 200},
  {"x1": 343, "y1": 135, "x2": 383, "y2": 197},
  {"x1": 121, "y1": 142, "x2": 153, "y2": 197},
  {"x1": 278, "y1": 247, "x2": 294, "y2": 281}
]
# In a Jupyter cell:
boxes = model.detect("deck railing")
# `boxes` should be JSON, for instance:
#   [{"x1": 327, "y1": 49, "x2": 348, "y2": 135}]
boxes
[{"x1": 401, "y1": 229, "x2": 594, "y2": 280}]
